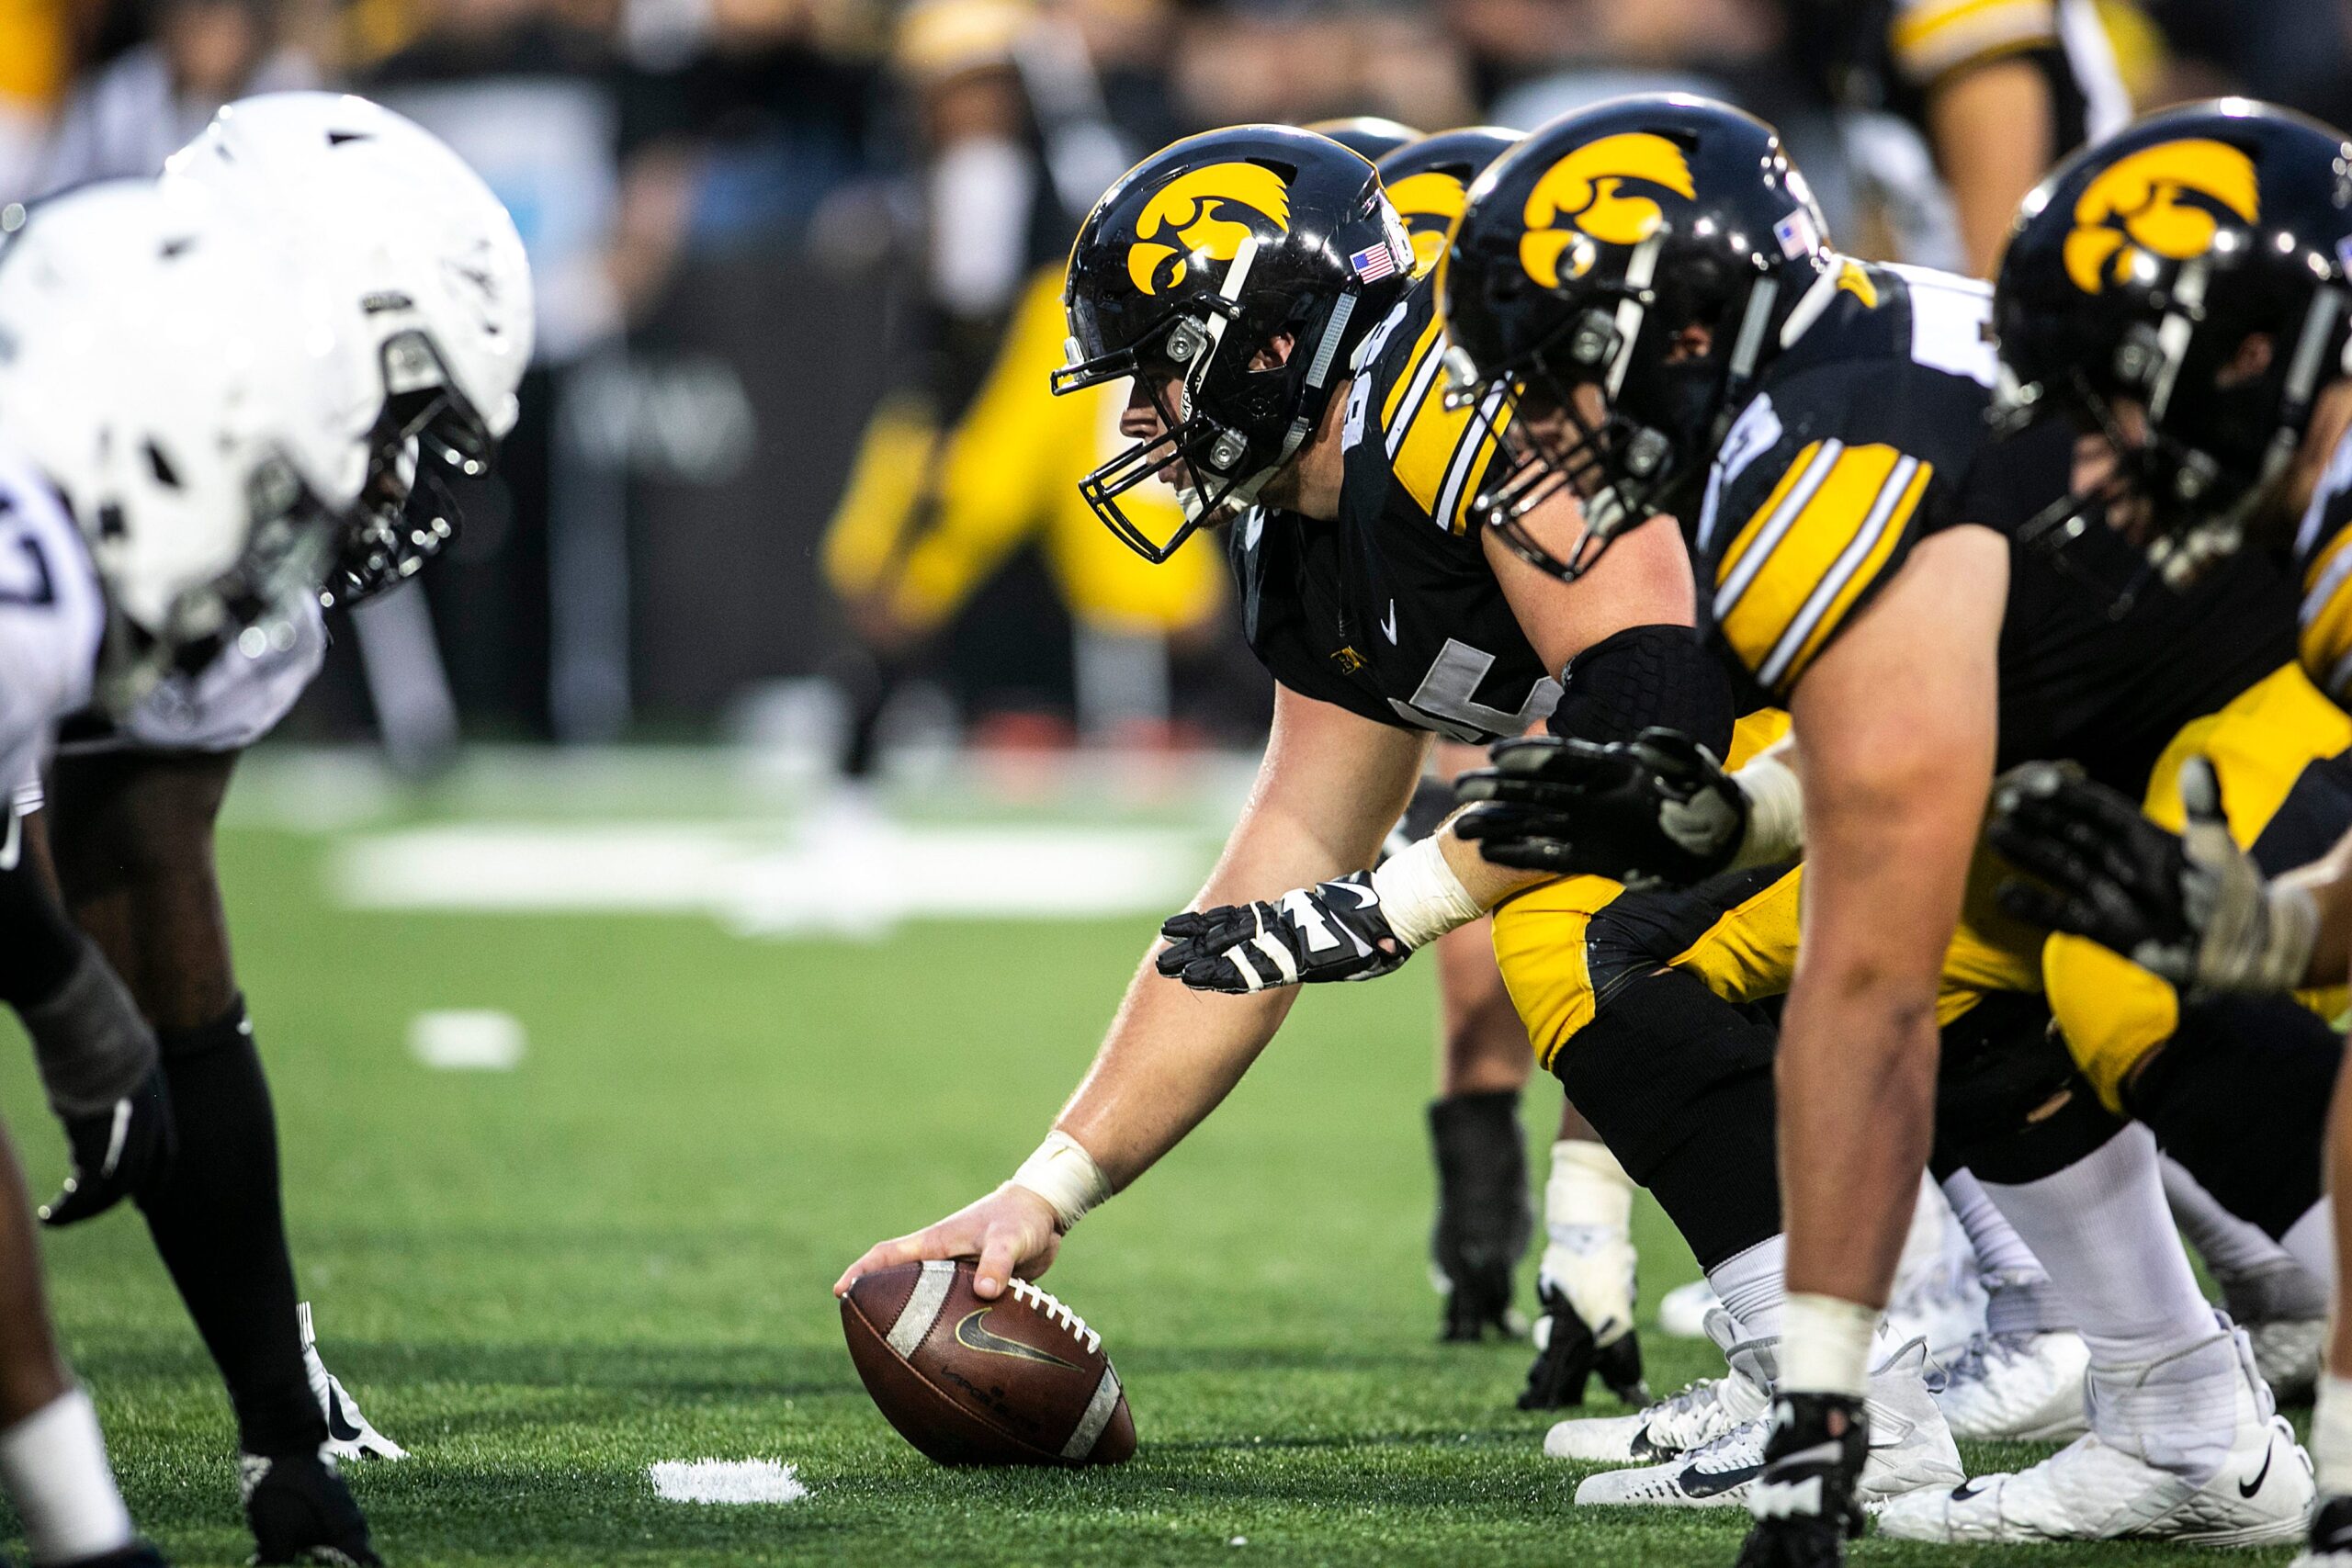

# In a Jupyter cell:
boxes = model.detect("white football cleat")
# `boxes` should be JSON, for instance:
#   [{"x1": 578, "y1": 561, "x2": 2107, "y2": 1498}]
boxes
[
  {"x1": 1657, "y1": 1278, "x2": 1720, "y2": 1340},
  {"x1": 1934, "y1": 1328, "x2": 2090, "y2": 1442},
  {"x1": 1932, "y1": 1274, "x2": 2089, "y2": 1442},
  {"x1": 301, "y1": 1302, "x2": 409, "y2": 1462},
  {"x1": 1574, "y1": 1337, "x2": 1962, "y2": 1509},
  {"x1": 2223, "y1": 1259, "x2": 2327, "y2": 1404},
  {"x1": 1884, "y1": 1252, "x2": 1987, "y2": 1363},
  {"x1": 1878, "y1": 1326, "x2": 2311, "y2": 1546},
  {"x1": 1545, "y1": 1307, "x2": 1768, "y2": 1463}
]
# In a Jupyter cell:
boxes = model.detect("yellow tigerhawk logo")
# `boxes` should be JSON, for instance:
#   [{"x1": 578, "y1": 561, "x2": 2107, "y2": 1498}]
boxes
[
  {"x1": 1126, "y1": 163, "x2": 1293, "y2": 296},
  {"x1": 2063, "y1": 139, "x2": 2259, "y2": 294},
  {"x1": 1386, "y1": 171, "x2": 1469, "y2": 277},
  {"x1": 1519, "y1": 133, "x2": 1697, "y2": 288}
]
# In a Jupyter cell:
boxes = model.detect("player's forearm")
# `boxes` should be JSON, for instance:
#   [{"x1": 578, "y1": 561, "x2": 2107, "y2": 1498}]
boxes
[{"x1": 1926, "y1": 56, "x2": 2057, "y2": 278}]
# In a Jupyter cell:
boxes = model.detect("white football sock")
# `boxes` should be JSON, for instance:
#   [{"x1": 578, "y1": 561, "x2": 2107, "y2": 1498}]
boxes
[
  {"x1": 1979, "y1": 1124, "x2": 2216, "y2": 1369},
  {"x1": 2315, "y1": 1374, "x2": 2352, "y2": 1496},
  {"x1": 2161, "y1": 1154, "x2": 2297, "y2": 1279},
  {"x1": 2283, "y1": 1198, "x2": 2337, "y2": 1282},
  {"x1": 1939, "y1": 1168, "x2": 2041, "y2": 1277},
  {"x1": 1705, "y1": 1234, "x2": 1785, "y2": 1341},
  {"x1": 0, "y1": 1389, "x2": 134, "y2": 1565},
  {"x1": 1892, "y1": 1171, "x2": 1953, "y2": 1285},
  {"x1": 1544, "y1": 1139, "x2": 1632, "y2": 1260}
]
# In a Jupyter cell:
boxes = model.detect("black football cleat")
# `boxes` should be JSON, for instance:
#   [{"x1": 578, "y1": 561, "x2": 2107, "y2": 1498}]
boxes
[
  {"x1": 40, "y1": 1066, "x2": 175, "y2": 1227},
  {"x1": 1429, "y1": 1091, "x2": 1532, "y2": 1342},
  {"x1": 1519, "y1": 1277, "x2": 1649, "y2": 1408},
  {"x1": 1732, "y1": 1393, "x2": 1868, "y2": 1568},
  {"x1": 2298, "y1": 1492, "x2": 2352, "y2": 1564},
  {"x1": 241, "y1": 1447, "x2": 382, "y2": 1566}
]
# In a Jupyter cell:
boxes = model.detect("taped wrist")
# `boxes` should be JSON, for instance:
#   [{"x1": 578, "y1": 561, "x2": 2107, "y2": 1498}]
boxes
[
  {"x1": 1011, "y1": 1130, "x2": 1112, "y2": 1233},
  {"x1": 1727, "y1": 750, "x2": 1804, "y2": 870},
  {"x1": 21, "y1": 941, "x2": 160, "y2": 1118},
  {"x1": 1370, "y1": 835, "x2": 1483, "y2": 950},
  {"x1": 1547, "y1": 624, "x2": 1735, "y2": 755}
]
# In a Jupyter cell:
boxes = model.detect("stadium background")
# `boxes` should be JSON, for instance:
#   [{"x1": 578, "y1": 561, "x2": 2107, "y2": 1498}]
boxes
[{"x1": 0, "y1": 0, "x2": 2345, "y2": 1562}]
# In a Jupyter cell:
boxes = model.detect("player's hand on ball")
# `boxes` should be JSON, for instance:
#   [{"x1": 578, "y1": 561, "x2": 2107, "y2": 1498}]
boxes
[
  {"x1": 1453, "y1": 728, "x2": 1747, "y2": 886},
  {"x1": 833, "y1": 1184, "x2": 1062, "y2": 1303},
  {"x1": 1156, "y1": 871, "x2": 1408, "y2": 993}
]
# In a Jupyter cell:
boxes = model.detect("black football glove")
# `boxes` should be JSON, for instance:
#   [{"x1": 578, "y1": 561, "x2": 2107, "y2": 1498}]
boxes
[
  {"x1": 1454, "y1": 728, "x2": 1748, "y2": 888},
  {"x1": 1990, "y1": 756, "x2": 2316, "y2": 993},
  {"x1": 1157, "y1": 872, "x2": 1408, "y2": 993},
  {"x1": 40, "y1": 1064, "x2": 175, "y2": 1226}
]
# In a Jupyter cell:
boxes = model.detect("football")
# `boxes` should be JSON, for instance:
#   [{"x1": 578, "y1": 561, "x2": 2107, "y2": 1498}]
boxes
[{"x1": 840, "y1": 1260, "x2": 1136, "y2": 1467}]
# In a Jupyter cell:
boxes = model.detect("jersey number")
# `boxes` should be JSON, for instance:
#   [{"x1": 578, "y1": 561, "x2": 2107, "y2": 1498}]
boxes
[
  {"x1": 0, "y1": 514, "x2": 54, "y2": 609},
  {"x1": 1390, "y1": 639, "x2": 1563, "y2": 743}
]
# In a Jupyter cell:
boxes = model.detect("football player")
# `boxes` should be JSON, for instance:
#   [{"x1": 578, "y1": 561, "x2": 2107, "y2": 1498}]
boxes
[
  {"x1": 1, "y1": 90, "x2": 527, "y2": 1557},
  {"x1": 1438, "y1": 97, "x2": 2335, "y2": 1558},
  {"x1": 1376, "y1": 122, "x2": 1621, "y2": 1366},
  {"x1": 0, "y1": 176, "x2": 377, "y2": 1568},
  {"x1": 834, "y1": 118, "x2": 1943, "y2": 1461}
]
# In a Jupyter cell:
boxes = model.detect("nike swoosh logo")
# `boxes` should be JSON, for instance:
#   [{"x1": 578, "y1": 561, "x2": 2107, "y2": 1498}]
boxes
[
  {"x1": 324, "y1": 1385, "x2": 365, "y2": 1444},
  {"x1": 2240, "y1": 1441, "x2": 2274, "y2": 1499},
  {"x1": 0, "y1": 808, "x2": 19, "y2": 873},
  {"x1": 1333, "y1": 881, "x2": 1379, "y2": 908},
  {"x1": 1678, "y1": 1460, "x2": 1764, "y2": 1499},
  {"x1": 954, "y1": 1308, "x2": 1081, "y2": 1370},
  {"x1": 1381, "y1": 601, "x2": 1398, "y2": 644},
  {"x1": 1951, "y1": 1478, "x2": 1990, "y2": 1502}
]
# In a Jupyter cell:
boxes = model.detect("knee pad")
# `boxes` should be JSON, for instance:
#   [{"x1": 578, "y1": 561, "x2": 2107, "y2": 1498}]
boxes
[
  {"x1": 1553, "y1": 965, "x2": 1779, "y2": 1269},
  {"x1": 1548, "y1": 623, "x2": 1736, "y2": 754},
  {"x1": 2123, "y1": 994, "x2": 2336, "y2": 1240}
]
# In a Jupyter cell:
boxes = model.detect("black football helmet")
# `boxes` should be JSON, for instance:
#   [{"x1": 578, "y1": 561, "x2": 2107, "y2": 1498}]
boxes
[
  {"x1": 1055, "y1": 125, "x2": 1415, "y2": 561},
  {"x1": 1995, "y1": 99, "x2": 2352, "y2": 601},
  {"x1": 1305, "y1": 117, "x2": 1424, "y2": 164},
  {"x1": 1439, "y1": 95, "x2": 1831, "y2": 579},
  {"x1": 1376, "y1": 127, "x2": 1521, "y2": 277}
]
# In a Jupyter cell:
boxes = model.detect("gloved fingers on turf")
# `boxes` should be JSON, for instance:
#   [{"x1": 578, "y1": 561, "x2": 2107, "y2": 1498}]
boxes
[{"x1": 40, "y1": 1066, "x2": 175, "y2": 1228}]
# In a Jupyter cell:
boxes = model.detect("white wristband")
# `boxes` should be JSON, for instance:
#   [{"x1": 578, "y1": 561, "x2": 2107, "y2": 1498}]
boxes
[
  {"x1": 1010, "y1": 1130, "x2": 1112, "y2": 1233},
  {"x1": 1371, "y1": 834, "x2": 1485, "y2": 950},
  {"x1": 1728, "y1": 751, "x2": 1804, "y2": 871}
]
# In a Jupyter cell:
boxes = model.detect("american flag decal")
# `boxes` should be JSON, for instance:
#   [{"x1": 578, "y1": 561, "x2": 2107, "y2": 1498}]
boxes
[{"x1": 1349, "y1": 243, "x2": 1396, "y2": 284}]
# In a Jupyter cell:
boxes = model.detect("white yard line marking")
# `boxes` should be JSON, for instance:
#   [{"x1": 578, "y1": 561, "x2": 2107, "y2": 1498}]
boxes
[
  {"x1": 407, "y1": 1010, "x2": 526, "y2": 1071},
  {"x1": 649, "y1": 1460, "x2": 808, "y2": 1505}
]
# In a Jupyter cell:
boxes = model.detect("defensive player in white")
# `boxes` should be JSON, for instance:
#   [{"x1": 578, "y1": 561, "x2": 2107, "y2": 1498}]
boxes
[{"x1": 0, "y1": 175, "x2": 373, "y2": 1565}]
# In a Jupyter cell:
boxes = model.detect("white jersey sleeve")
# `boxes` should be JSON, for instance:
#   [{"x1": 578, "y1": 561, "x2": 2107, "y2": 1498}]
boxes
[
  {"x1": 0, "y1": 446, "x2": 102, "y2": 796},
  {"x1": 89, "y1": 593, "x2": 327, "y2": 755}
]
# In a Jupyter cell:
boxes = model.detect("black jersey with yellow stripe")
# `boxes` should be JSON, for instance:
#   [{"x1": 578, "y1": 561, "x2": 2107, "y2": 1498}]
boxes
[
  {"x1": 1693, "y1": 259, "x2": 2004, "y2": 700},
  {"x1": 1228, "y1": 281, "x2": 1559, "y2": 743},
  {"x1": 2294, "y1": 431, "x2": 2352, "y2": 708}
]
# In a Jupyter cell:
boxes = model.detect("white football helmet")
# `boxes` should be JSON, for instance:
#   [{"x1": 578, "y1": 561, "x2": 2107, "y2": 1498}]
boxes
[
  {"x1": 168, "y1": 90, "x2": 535, "y2": 462},
  {"x1": 167, "y1": 91, "x2": 536, "y2": 604},
  {"x1": 0, "y1": 179, "x2": 371, "y2": 705}
]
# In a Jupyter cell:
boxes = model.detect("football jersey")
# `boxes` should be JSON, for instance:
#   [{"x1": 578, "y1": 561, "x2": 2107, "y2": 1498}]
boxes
[
  {"x1": 2293, "y1": 429, "x2": 2352, "y2": 708},
  {"x1": 1697, "y1": 257, "x2": 2294, "y2": 786},
  {"x1": 0, "y1": 441, "x2": 103, "y2": 795},
  {"x1": 65, "y1": 594, "x2": 328, "y2": 755},
  {"x1": 1228, "y1": 282, "x2": 1560, "y2": 744}
]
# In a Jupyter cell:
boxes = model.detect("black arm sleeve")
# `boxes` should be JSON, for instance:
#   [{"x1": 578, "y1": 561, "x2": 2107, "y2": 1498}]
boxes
[{"x1": 1546, "y1": 624, "x2": 1736, "y2": 757}]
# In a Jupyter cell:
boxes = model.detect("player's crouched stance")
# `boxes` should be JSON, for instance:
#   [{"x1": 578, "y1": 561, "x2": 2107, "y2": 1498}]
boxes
[{"x1": 0, "y1": 181, "x2": 379, "y2": 1564}]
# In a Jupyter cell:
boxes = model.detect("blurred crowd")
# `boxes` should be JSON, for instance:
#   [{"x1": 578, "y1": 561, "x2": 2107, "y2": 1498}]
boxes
[{"x1": 2, "y1": 0, "x2": 2349, "y2": 760}]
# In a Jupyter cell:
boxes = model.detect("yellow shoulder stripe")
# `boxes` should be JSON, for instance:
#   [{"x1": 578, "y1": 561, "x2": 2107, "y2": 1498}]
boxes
[
  {"x1": 2300, "y1": 525, "x2": 2352, "y2": 704},
  {"x1": 1714, "y1": 442, "x2": 1933, "y2": 694},
  {"x1": 1891, "y1": 0, "x2": 2056, "y2": 81},
  {"x1": 1381, "y1": 312, "x2": 1445, "y2": 444},
  {"x1": 1393, "y1": 365, "x2": 1505, "y2": 535}
]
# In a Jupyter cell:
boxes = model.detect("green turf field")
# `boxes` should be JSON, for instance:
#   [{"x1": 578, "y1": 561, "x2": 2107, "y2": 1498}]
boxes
[{"x1": 0, "y1": 760, "x2": 2298, "y2": 1564}]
